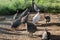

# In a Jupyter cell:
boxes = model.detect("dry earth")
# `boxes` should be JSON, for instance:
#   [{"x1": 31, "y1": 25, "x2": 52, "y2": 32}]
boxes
[{"x1": 0, "y1": 13, "x2": 60, "y2": 40}]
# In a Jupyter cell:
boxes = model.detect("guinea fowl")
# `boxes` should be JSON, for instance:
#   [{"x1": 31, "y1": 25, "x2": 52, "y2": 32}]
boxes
[
  {"x1": 42, "y1": 28, "x2": 51, "y2": 40},
  {"x1": 21, "y1": 12, "x2": 30, "y2": 24},
  {"x1": 26, "y1": 22, "x2": 37, "y2": 37},
  {"x1": 45, "y1": 15, "x2": 51, "y2": 25},
  {"x1": 11, "y1": 9, "x2": 30, "y2": 31},
  {"x1": 34, "y1": 3, "x2": 40, "y2": 12},
  {"x1": 11, "y1": 18, "x2": 22, "y2": 31},
  {"x1": 13, "y1": 10, "x2": 19, "y2": 20},
  {"x1": 8, "y1": 10, "x2": 19, "y2": 25},
  {"x1": 32, "y1": 11, "x2": 40, "y2": 24},
  {"x1": 20, "y1": 8, "x2": 29, "y2": 18},
  {"x1": 32, "y1": 2, "x2": 40, "y2": 24}
]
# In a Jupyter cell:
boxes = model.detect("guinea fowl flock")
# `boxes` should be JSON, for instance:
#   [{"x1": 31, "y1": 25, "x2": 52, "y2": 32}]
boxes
[{"x1": 10, "y1": 1, "x2": 51, "y2": 40}]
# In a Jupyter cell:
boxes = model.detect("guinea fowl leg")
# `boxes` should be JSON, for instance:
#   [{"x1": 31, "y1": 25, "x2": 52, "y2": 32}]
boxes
[
  {"x1": 29, "y1": 33, "x2": 33, "y2": 37},
  {"x1": 45, "y1": 21, "x2": 47, "y2": 27}
]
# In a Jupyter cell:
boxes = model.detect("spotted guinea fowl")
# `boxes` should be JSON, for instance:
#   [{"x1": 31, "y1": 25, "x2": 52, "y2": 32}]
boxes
[
  {"x1": 32, "y1": 2, "x2": 40, "y2": 24},
  {"x1": 42, "y1": 28, "x2": 51, "y2": 40},
  {"x1": 11, "y1": 9, "x2": 30, "y2": 31},
  {"x1": 34, "y1": 2, "x2": 40, "y2": 12},
  {"x1": 20, "y1": 8, "x2": 29, "y2": 18},
  {"x1": 11, "y1": 18, "x2": 22, "y2": 31},
  {"x1": 8, "y1": 10, "x2": 19, "y2": 25},
  {"x1": 26, "y1": 22, "x2": 37, "y2": 37},
  {"x1": 32, "y1": 11, "x2": 40, "y2": 24},
  {"x1": 21, "y1": 12, "x2": 30, "y2": 24},
  {"x1": 45, "y1": 15, "x2": 51, "y2": 25},
  {"x1": 13, "y1": 10, "x2": 19, "y2": 20}
]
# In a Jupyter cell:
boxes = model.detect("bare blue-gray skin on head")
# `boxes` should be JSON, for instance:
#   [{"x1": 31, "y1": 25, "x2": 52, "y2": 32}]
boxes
[{"x1": 27, "y1": 22, "x2": 37, "y2": 33}]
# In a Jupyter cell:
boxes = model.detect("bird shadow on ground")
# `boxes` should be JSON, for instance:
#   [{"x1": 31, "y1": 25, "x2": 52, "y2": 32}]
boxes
[
  {"x1": 0, "y1": 27, "x2": 27, "y2": 36},
  {"x1": 0, "y1": 30, "x2": 28, "y2": 36},
  {"x1": 0, "y1": 27, "x2": 12, "y2": 31},
  {"x1": 0, "y1": 38, "x2": 11, "y2": 40},
  {"x1": 51, "y1": 35, "x2": 60, "y2": 40},
  {"x1": 0, "y1": 38, "x2": 17, "y2": 40},
  {"x1": 27, "y1": 35, "x2": 42, "y2": 38},
  {"x1": 34, "y1": 35, "x2": 60, "y2": 40},
  {"x1": 0, "y1": 27, "x2": 26, "y2": 31},
  {"x1": 34, "y1": 35, "x2": 42, "y2": 38},
  {"x1": 0, "y1": 23, "x2": 11, "y2": 25},
  {"x1": 36, "y1": 23, "x2": 60, "y2": 27}
]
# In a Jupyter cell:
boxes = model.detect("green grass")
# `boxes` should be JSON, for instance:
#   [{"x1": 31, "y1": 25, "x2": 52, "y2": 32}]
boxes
[{"x1": 0, "y1": 0, "x2": 60, "y2": 15}]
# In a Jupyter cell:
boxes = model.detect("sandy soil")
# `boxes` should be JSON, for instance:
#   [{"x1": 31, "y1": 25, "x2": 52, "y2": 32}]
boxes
[{"x1": 0, "y1": 13, "x2": 60, "y2": 40}]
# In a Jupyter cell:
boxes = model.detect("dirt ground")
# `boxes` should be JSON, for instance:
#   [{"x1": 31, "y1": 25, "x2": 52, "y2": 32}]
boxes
[{"x1": 0, "y1": 13, "x2": 60, "y2": 40}]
